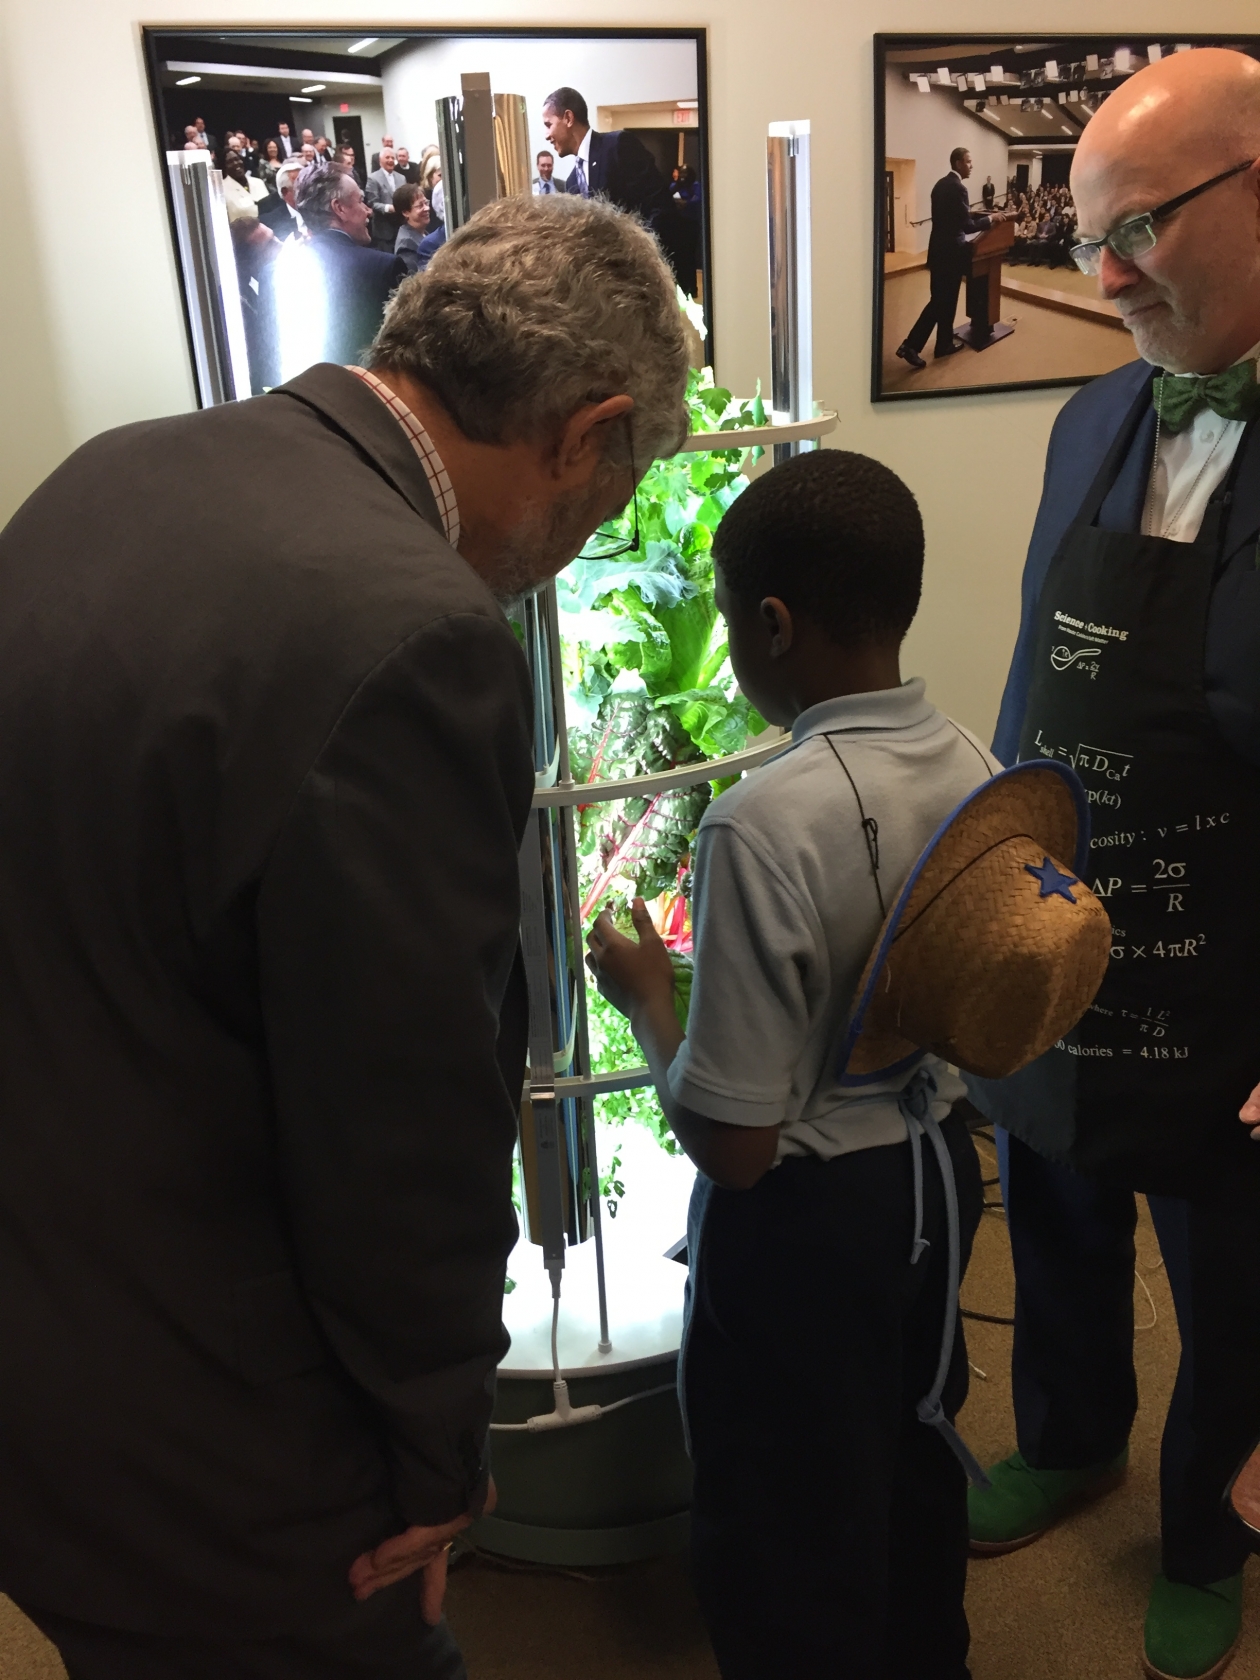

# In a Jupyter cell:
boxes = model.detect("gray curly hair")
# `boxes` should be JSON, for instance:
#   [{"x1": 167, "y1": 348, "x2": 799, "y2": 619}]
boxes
[
  {"x1": 294, "y1": 162, "x2": 356, "y2": 231},
  {"x1": 367, "y1": 195, "x2": 690, "y2": 466}
]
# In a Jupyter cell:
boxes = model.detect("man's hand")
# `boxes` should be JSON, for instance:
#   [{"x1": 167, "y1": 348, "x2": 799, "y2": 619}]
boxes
[
  {"x1": 586, "y1": 899, "x2": 676, "y2": 1020},
  {"x1": 348, "y1": 1480, "x2": 496, "y2": 1622},
  {"x1": 1240, "y1": 1083, "x2": 1260, "y2": 1140}
]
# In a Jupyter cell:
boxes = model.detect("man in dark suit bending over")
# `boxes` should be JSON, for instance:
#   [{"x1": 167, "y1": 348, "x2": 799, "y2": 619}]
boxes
[
  {"x1": 0, "y1": 195, "x2": 690, "y2": 1680},
  {"x1": 897, "y1": 147, "x2": 1008, "y2": 370}
]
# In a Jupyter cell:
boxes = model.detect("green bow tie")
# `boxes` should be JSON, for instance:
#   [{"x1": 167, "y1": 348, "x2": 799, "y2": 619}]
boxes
[{"x1": 1152, "y1": 360, "x2": 1260, "y2": 433}]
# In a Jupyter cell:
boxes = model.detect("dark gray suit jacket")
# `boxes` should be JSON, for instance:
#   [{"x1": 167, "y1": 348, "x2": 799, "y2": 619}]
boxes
[{"x1": 0, "y1": 364, "x2": 533, "y2": 1636}]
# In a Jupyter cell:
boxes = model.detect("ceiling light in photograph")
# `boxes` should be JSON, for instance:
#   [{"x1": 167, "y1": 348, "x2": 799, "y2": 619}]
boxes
[
  {"x1": 290, "y1": 96, "x2": 313, "y2": 103},
  {"x1": 301, "y1": 84, "x2": 326, "y2": 93},
  {"x1": 347, "y1": 37, "x2": 378, "y2": 53},
  {"x1": 175, "y1": 74, "x2": 201, "y2": 85}
]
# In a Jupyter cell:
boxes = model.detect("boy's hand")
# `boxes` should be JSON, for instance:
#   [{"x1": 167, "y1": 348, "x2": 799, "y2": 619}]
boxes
[{"x1": 586, "y1": 898, "x2": 676, "y2": 1020}]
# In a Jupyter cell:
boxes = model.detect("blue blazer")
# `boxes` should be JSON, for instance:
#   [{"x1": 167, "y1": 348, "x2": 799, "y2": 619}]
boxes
[{"x1": 992, "y1": 359, "x2": 1260, "y2": 769}]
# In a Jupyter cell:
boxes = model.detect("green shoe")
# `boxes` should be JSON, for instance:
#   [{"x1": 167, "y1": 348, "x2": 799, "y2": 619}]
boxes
[
  {"x1": 968, "y1": 1446, "x2": 1129, "y2": 1555},
  {"x1": 1143, "y1": 1573, "x2": 1242, "y2": 1680}
]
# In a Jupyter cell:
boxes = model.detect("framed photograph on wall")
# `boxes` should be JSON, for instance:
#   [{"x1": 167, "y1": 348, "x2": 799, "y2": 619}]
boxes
[
  {"x1": 872, "y1": 33, "x2": 1259, "y2": 402},
  {"x1": 142, "y1": 27, "x2": 712, "y2": 406}
]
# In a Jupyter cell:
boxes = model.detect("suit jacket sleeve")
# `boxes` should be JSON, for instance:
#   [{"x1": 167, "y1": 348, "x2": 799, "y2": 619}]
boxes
[
  {"x1": 605, "y1": 130, "x2": 671, "y2": 223},
  {"x1": 257, "y1": 608, "x2": 533, "y2": 1527},
  {"x1": 955, "y1": 177, "x2": 992, "y2": 238}
]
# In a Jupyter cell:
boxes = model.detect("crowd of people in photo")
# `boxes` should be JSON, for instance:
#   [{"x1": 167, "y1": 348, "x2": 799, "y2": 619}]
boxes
[
  {"x1": 1000, "y1": 178, "x2": 1079, "y2": 269},
  {"x1": 177, "y1": 119, "x2": 448, "y2": 266},
  {"x1": 171, "y1": 116, "x2": 456, "y2": 389},
  {"x1": 172, "y1": 98, "x2": 704, "y2": 395}
]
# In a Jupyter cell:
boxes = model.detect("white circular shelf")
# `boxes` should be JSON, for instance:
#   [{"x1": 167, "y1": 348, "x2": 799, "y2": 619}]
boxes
[
  {"x1": 676, "y1": 408, "x2": 838, "y2": 452},
  {"x1": 501, "y1": 1236, "x2": 686, "y2": 1379}
]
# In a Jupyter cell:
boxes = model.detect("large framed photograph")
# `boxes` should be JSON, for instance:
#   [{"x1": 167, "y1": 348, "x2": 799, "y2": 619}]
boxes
[
  {"x1": 142, "y1": 27, "x2": 711, "y2": 405},
  {"x1": 873, "y1": 34, "x2": 1259, "y2": 401}
]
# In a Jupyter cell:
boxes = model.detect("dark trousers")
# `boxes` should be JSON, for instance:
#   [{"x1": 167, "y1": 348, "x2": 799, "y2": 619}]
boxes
[
  {"x1": 998, "y1": 1127, "x2": 1260, "y2": 1583},
  {"x1": 15, "y1": 1586, "x2": 466, "y2": 1680},
  {"x1": 905, "y1": 263, "x2": 964, "y2": 356},
  {"x1": 683, "y1": 1114, "x2": 983, "y2": 1680}
]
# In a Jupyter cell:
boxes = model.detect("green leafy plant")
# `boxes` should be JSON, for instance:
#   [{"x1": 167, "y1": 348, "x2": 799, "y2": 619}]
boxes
[{"x1": 558, "y1": 363, "x2": 767, "y2": 1197}]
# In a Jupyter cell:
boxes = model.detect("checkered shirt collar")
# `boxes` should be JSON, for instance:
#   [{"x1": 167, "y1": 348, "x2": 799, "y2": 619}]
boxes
[{"x1": 343, "y1": 366, "x2": 461, "y2": 549}]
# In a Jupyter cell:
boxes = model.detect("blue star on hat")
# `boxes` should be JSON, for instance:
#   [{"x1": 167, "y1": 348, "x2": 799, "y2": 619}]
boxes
[{"x1": 1025, "y1": 856, "x2": 1079, "y2": 903}]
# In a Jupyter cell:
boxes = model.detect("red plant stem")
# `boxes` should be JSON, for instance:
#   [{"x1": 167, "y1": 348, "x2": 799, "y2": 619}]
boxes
[{"x1": 580, "y1": 793, "x2": 667, "y2": 922}]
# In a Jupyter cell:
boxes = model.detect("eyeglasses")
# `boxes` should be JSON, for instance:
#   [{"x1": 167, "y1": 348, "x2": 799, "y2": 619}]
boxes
[
  {"x1": 577, "y1": 424, "x2": 640, "y2": 561},
  {"x1": 1071, "y1": 158, "x2": 1258, "y2": 275}
]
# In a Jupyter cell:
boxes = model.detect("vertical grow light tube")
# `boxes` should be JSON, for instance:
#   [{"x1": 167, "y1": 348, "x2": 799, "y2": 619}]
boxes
[
  {"x1": 767, "y1": 121, "x2": 814, "y2": 465},
  {"x1": 541, "y1": 585, "x2": 611, "y2": 1354}
]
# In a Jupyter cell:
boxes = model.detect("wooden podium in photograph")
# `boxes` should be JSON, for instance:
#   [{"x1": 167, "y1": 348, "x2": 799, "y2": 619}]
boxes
[{"x1": 957, "y1": 219, "x2": 1016, "y2": 350}]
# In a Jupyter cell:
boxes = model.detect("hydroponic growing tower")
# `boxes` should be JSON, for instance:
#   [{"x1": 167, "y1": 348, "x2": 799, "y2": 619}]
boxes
[{"x1": 472, "y1": 122, "x2": 836, "y2": 1567}]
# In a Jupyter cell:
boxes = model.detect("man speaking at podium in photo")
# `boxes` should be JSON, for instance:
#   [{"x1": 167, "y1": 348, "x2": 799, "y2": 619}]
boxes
[
  {"x1": 897, "y1": 147, "x2": 1008, "y2": 370},
  {"x1": 969, "y1": 48, "x2": 1260, "y2": 1680}
]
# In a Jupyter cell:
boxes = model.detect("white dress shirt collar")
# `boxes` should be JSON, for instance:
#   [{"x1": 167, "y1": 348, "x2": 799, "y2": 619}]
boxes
[
  {"x1": 577, "y1": 127, "x2": 593, "y2": 169},
  {"x1": 1142, "y1": 336, "x2": 1260, "y2": 542}
]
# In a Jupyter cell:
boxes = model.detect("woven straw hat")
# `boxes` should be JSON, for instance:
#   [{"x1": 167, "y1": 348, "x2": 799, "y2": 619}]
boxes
[{"x1": 840, "y1": 761, "x2": 1111, "y2": 1083}]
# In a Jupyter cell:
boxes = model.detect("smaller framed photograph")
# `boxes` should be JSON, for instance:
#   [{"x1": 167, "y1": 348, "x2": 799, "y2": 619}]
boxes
[{"x1": 872, "y1": 34, "x2": 1259, "y2": 402}]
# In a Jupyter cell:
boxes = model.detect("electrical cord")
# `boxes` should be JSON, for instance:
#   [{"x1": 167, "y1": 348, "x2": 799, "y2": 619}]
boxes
[{"x1": 489, "y1": 1264, "x2": 678, "y2": 1434}]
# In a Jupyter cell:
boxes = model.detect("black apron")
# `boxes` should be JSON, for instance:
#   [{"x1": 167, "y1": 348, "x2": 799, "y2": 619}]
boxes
[{"x1": 974, "y1": 389, "x2": 1260, "y2": 1193}]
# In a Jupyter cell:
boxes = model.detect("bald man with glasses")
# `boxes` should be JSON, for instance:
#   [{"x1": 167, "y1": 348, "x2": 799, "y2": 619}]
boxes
[{"x1": 967, "y1": 48, "x2": 1260, "y2": 1680}]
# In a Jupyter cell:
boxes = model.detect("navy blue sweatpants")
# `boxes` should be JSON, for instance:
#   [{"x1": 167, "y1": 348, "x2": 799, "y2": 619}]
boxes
[
  {"x1": 682, "y1": 1113, "x2": 983, "y2": 1680},
  {"x1": 998, "y1": 1127, "x2": 1260, "y2": 1583}
]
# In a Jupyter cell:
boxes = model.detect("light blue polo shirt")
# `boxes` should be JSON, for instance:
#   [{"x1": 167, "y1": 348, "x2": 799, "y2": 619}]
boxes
[{"x1": 667, "y1": 679, "x2": 1001, "y2": 1161}]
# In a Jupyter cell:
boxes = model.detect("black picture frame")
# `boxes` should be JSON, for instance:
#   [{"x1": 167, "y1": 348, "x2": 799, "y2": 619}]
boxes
[
  {"x1": 871, "y1": 32, "x2": 1259, "y2": 403},
  {"x1": 142, "y1": 25, "x2": 714, "y2": 406}
]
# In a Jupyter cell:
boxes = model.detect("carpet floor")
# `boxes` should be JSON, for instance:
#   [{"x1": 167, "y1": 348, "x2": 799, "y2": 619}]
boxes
[{"x1": 3, "y1": 1135, "x2": 1257, "y2": 1678}]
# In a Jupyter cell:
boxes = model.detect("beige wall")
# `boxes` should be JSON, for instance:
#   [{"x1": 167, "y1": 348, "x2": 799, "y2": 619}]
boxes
[{"x1": 3, "y1": 1, "x2": 1253, "y2": 742}]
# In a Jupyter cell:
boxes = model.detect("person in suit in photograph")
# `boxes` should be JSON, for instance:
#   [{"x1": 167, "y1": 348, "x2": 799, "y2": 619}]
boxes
[
  {"x1": 293, "y1": 163, "x2": 406, "y2": 363},
  {"x1": 396, "y1": 146, "x2": 420, "y2": 185},
  {"x1": 542, "y1": 86, "x2": 687, "y2": 285},
  {"x1": 371, "y1": 135, "x2": 396, "y2": 173},
  {"x1": 533, "y1": 151, "x2": 558, "y2": 194},
  {"x1": 336, "y1": 143, "x2": 365, "y2": 186},
  {"x1": 365, "y1": 150, "x2": 407, "y2": 252},
  {"x1": 260, "y1": 157, "x2": 306, "y2": 240},
  {"x1": 896, "y1": 147, "x2": 1008, "y2": 370},
  {"x1": 274, "y1": 122, "x2": 296, "y2": 159},
  {"x1": 392, "y1": 181, "x2": 431, "y2": 274},
  {"x1": 542, "y1": 86, "x2": 671, "y2": 225}
]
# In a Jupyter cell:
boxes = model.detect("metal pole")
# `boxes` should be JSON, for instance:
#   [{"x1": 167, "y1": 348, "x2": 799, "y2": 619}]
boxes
[
  {"x1": 435, "y1": 97, "x2": 469, "y2": 231},
  {"x1": 166, "y1": 153, "x2": 251, "y2": 405},
  {"x1": 542, "y1": 583, "x2": 612, "y2": 1352},
  {"x1": 767, "y1": 121, "x2": 814, "y2": 465},
  {"x1": 460, "y1": 74, "x2": 499, "y2": 215},
  {"x1": 492, "y1": 93, "x2": 532, "y2": 199}
]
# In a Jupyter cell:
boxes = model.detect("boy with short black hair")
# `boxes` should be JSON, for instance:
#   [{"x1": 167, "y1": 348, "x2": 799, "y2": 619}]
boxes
[{"x1": 588, "y1": 449, "x2": 998, "y2": 1679}]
